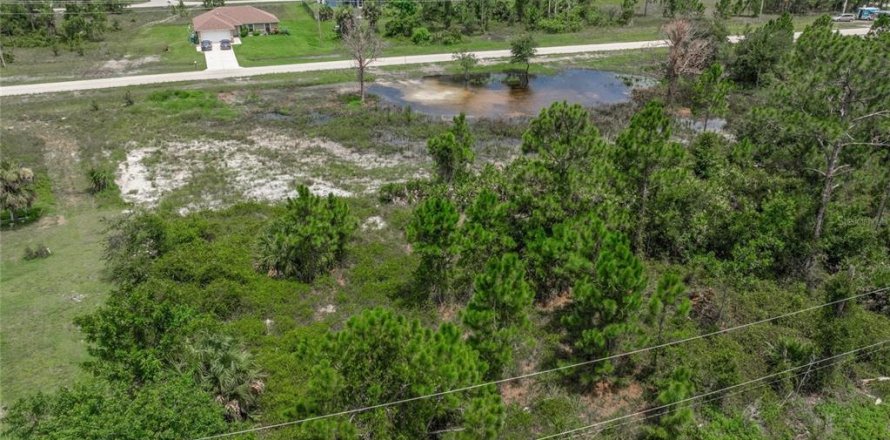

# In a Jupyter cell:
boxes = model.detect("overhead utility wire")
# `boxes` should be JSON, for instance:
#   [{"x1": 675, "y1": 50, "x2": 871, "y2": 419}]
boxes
[
  {"x1": 537, "y1": 340, "x2": 889, "y2": 440},
  {"x1": 562, "y1": 344, "x2": 889, "y2": 439},
  {"x1": 192, "y1": 286, "x2": 888, "y2": 440}
]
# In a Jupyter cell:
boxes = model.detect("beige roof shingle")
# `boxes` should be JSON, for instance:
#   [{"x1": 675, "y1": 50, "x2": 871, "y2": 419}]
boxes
[{"x1": 193, "y1": 6, "x2": 279, "y2": 32}]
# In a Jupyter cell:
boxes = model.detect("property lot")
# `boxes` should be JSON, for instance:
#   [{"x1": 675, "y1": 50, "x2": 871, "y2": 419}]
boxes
[
  {"x1": 0, "y1": 11, "x2": 205, "y2": 85},
  {"x1": 0, "y1": 2, "x2": 868, "y2": 85}
]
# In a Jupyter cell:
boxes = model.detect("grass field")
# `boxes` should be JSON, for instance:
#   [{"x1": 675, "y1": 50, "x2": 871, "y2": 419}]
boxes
[
  {"x1": 0, "y1": 207, "x2": 115, "y2": 406},
  {"x1": 0, "y1": 11, "x2": 205, "y2": 85}
]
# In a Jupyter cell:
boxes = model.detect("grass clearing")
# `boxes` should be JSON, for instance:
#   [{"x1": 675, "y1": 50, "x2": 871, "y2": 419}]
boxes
[
  {"x1": 0, "y1": 11, "x2": 204, "y2": 85},
  {"x1": 0, "y1": 207, "x2": 116, "y2": 406}
]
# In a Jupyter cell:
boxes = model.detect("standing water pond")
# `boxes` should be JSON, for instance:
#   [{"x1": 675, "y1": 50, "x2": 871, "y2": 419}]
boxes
[{"x1": 369, "y1": 69, "x2": 654, "y2": 118}]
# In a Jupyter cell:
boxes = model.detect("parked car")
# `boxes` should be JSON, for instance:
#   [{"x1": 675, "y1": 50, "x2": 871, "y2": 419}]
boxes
[
  {"x1": 200, "y1": 40, "x2": 212, "y2": 51},
  {"x1": 220, "y1": 39, "x2": 232, "y2": 50},
  {"x1": 831, "y1": 13, "x2": 856, "y2": 22}
]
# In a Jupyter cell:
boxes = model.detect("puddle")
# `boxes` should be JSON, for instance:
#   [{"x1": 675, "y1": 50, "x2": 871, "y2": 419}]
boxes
[{"x1": 369, "y1": 69, "x2": 653, "y2": 118}]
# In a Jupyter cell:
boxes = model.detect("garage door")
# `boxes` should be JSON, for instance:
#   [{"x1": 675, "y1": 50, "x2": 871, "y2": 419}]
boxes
[{"x1": 200, "y1": 30, "x2": 232, "y2": 43}]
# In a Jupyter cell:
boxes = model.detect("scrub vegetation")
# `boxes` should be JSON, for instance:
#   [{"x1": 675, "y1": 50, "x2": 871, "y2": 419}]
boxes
[{"x1": 1, "y1": 16, "x2": 889, "y2": 440}]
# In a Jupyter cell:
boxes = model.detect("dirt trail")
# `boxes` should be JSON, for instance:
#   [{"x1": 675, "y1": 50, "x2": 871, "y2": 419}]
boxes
[{"x1": 33, "y1": 123, "x2": 88, "y2": 208}]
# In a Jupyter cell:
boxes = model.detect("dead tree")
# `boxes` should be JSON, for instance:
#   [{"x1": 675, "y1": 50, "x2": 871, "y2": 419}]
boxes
[
  {"x1": 663, "y1": 20, "x2": 712, "y2": 106},
  {"x1": 341, "y1": 18, "x2": 383, "y2": 104}
]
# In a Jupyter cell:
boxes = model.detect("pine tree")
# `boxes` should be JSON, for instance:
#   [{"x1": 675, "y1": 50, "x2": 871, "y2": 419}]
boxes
[
  {"x1": 295, "y1": 308, "x2": 504, "y2": 438},
  {"x1": 692, "y1": 63, "x2": 732, "y2": 131},
  {"x1": 613, "y1": 101, "x2": 685, "y2": 255},
  {"x1": 456, "y1": 189, "x2": 516, "y2": 295},
  {"x1": 560, "y1": 216, "x2": 646, "y2": 383},
  {"x1": 644, "y1": 367, "x2": 695, "y2": 439},
  {"x1": 521, "y1": 101, "x2": 603, "y2": 187},
  {"x1": 427, "y1": 113, "x2": 475, "y2": 183},
  {"x1": 730, "y1": 13, "x2": 794, "y2": 86},
  {"x1": 744, "y1": 18, "x2": 890, "y2": 272},
  {"x1": 406, "y1": 196, "x2": 460, "y2": 302},
  {"x1": 646, "y1": 272, "x2": 690, "y2": 372},
  {"x1": 463, "y1": 253, "x2": 534, "y2": 379}
]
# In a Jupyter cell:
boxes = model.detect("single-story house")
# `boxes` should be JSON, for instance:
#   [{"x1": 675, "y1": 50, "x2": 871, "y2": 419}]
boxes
[{"x1": 192, "y1": 6, "x2": 279, "y2": 42}]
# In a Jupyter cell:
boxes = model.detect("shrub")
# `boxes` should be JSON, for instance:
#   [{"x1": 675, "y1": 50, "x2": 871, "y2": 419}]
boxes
[
  {"x1": 714, "y1": 0, "x2": 733, "y2": 19},
  {"x1": 538, "y1": 18, "x2": 567, "y2": 34},
  {"x1": 0, "y1": 48, "x2": 14, "y2": 65},
  {"x1": 255, "y1": 185, "x2": 356, "y2": 282},
  {"x1": 378, "y1": 180, "x2": 428, "y2": 204},
  {"x1": 433, "y1": 26, "x2": 462, "y2": 45},
  {"x1": 240, "y1": 26, "x2": 248, "y2": 38},
  {"x1": 411, "y1": 26, "x2": 431, "y2": 45},
  {"x1": 23, "y1": 244, "x2": 52, "y2": 260},
  {"x1": 87, "y1": 166, "x2": 115, "y2": 194}
]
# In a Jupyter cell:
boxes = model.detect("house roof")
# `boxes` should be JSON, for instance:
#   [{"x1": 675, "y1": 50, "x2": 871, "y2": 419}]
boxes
[{"x1": 192, "y1": 6, "x2": 279, "y2": 32}]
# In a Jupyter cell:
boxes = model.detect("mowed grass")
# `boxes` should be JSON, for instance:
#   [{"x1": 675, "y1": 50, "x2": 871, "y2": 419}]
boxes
[
  {"x1": 0, "y1": 208, "x2": 115, "y2": 406},
  {"x1": 232, "y1": 4, "x2": 854, "y2": 67}
]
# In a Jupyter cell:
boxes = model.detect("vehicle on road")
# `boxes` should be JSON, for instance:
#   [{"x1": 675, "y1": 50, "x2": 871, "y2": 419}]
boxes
[
  {"x1": 200, "y1": 40, "x2": 212, "y2": 51},
  {"x1": 220, "y1": 39, "x2": 232, "y2": 50},
  {"x1": 857, "y1": 7, "x2": 880, "y2": 20},
  {"x1": 831, "y1": 13, "x2": 856, "y2": 22}
]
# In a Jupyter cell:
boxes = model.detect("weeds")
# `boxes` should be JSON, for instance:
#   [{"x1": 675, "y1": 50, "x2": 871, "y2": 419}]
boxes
[{"x1": 23, "y1": 244, "x2": 52, "y2": 260}]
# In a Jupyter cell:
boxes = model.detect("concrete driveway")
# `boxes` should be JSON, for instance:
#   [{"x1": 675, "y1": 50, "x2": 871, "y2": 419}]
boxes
[{"x1": 203, "y1": 44, "x2": 240, "y2": 70}]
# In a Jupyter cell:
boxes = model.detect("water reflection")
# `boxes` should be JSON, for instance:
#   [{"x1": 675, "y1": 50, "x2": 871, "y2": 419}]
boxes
[{"x1": 369, "y1": 69, "x2": 651, "y2": 118}]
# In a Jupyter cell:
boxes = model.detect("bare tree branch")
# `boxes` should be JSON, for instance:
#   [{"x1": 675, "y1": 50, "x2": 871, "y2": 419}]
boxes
[{"x1": 341, "y1": 16, "x2": 384, "y2": 104}]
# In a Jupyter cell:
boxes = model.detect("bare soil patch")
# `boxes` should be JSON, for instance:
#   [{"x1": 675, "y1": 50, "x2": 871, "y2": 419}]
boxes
[{"x1": 116, "y1": 129, "x2": 427, "y2": 212}]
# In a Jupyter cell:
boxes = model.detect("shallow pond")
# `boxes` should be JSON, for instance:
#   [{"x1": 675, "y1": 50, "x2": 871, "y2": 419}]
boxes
[{"x1": 369, "y1": 69, "x2": 653, "y2": 118}]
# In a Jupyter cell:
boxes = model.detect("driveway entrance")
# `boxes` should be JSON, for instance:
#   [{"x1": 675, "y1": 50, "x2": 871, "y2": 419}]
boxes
[{"x1": 202, "y1": 43, "x2": 240, "y2": 70}]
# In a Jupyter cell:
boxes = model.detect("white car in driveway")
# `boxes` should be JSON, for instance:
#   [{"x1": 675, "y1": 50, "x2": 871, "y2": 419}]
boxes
[{"x1": 832, "y1": 13, "x2": 856, "y2": 22}]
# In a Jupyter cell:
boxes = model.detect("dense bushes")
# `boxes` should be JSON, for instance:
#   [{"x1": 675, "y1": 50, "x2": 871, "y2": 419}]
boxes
[
  {"x1": 255, "y1": 186, "x2": 356, "y2": 282},
  {"x1": 287, "y1": 308, "x2": 503, "y2": 437},
  {"x1": 4, "y1": 375, "x2": 227, "y2": 440}
]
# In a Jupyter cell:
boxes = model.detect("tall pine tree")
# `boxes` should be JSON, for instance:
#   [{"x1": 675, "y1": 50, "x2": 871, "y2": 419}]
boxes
[
  {"x1": 613, "y1": 101, "x2": 686, "y2": 255},
  {"x1": 463, "y1": 253, "x2": 534, "y2": 379}
]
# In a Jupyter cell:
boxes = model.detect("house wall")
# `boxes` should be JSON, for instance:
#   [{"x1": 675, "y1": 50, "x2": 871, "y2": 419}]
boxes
[{"x1": 239, "y1": 23, "x2": 280, "y2": 34}]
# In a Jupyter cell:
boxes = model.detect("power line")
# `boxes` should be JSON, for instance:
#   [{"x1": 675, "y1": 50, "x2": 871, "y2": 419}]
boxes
[
  {"x1": 536, "y1": 340, "x2": 889, "y2": 440},
  {"x1": 191, "y1": 286, "x2": 888, "y2": 440},
  {"x1": 562, "y1": 344, "x2": 889, "y2": 439}
]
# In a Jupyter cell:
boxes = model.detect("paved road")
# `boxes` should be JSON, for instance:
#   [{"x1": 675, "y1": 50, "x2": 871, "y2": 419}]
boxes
[{"x1": 0, "y1": 27, "x2": 870, "y2": 97}]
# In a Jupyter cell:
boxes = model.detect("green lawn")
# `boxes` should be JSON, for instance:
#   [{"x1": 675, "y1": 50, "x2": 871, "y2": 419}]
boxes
[
  {"x1": 232, "y1": 4, "x2": 858, "y2": 67},
  {"x1": 0, "y1": 207, "x2": 115, "y2": 406}
]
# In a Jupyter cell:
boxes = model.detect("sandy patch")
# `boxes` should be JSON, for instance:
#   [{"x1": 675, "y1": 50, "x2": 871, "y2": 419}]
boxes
[
  {"x1": 116, "y1": 129, "x2": 425, "y2": 213},
  {"x1": 101, "y1": 56, "x2": 161, "y2": 73},
  {"x1": 361, "y1": 216, "x2": 387, "y2": 231},
  {"x1": 581, "y1": 381, "x2": 645, "y2": 418}
]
